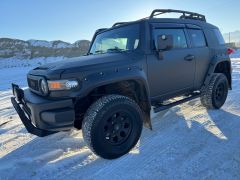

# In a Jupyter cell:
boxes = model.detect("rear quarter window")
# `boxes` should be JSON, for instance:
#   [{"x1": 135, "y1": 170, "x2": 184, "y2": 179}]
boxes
[
  {"x1": 213, "y1": 29, "x2": 225, "y2": 45},
  {"x1": 188, "y1": 29, "x2": 207, "y2": 48}
]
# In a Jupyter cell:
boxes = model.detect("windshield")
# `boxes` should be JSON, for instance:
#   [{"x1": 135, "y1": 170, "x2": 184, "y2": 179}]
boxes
[{"x1": 89, "y1": 24, "x2": 140, "y2": 55}]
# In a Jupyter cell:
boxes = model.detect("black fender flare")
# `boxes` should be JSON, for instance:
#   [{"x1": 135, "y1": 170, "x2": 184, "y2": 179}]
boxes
[
  {"x1": 203, "y1": 56, "x2": 232, "y2": 90},
  {"x1": 76, "y1": 66, "x2": 152, "y2": 129}
]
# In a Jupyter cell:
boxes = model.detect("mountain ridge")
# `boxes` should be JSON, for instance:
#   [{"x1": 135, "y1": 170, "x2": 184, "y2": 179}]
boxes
[{"x1": 0, "y1": 38, "x2": 90, "y2": 59}]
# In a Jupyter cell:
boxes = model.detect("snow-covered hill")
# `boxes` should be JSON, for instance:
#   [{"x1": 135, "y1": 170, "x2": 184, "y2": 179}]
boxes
[
  {"x1": 0, "y1": 38, "x2": 90, "y2": 59},
  {"x1": 0, "y1": 57, "x2": 240, "y2": 179},
  {"x1": 27, "y1": 40, "x2": 73, "y2": 49}
]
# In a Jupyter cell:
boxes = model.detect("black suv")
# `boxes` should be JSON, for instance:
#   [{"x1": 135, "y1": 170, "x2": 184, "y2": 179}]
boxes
[{"x1": 12, "y1": 9, "x2": 232, "y2": 159}]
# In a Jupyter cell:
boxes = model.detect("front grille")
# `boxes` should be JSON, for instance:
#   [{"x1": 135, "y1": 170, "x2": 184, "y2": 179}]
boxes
[{"x1": 27, "y1": 77, "x2": 40, "y2": 91}]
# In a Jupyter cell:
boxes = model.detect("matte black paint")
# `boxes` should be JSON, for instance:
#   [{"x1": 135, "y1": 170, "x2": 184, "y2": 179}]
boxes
[{"x1": 11, "y1": 10, "x2": 232, "y2": 136}]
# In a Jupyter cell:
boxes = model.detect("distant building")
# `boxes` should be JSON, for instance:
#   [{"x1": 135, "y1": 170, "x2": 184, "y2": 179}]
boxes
[
  {"x1": 226, "y1": 42, "x2": 237, "y2": 49},
  {"x1": 236, "y1": 42, "x2": 240, "y2": 48},
  {"x1": 223, "y1": 31, "x2": 240, "y2": 48}
]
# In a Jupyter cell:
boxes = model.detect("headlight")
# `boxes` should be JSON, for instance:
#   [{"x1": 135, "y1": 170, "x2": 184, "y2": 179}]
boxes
[
  {"x1": 48, "y1": 80, "x2": 79, "y2": 91},
  {"x1": 40, "y1": 79, "x2": 49, "y2": 95}
]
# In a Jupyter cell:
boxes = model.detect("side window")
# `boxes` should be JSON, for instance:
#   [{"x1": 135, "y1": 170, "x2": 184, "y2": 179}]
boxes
[
  {"x1": 213, "y1": 29, "x2": 225, "y2": 45},
  {"x1": 188, "y1": 29, "x2": 207, "y2": 48},
  {"x1": 154, "y1": 29, "x2": 187, "y2": 49}
]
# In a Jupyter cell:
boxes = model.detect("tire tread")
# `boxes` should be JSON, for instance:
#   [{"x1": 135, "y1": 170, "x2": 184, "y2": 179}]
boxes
[
  {"x1": 200, "y1": 73, "x2": 228, "y2": 109},
  {"x1": 82, "y1": 94, "x2": 143, "y2": 158}
]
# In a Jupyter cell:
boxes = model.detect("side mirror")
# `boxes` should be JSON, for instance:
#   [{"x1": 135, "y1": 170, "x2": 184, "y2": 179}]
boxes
[
  {"x1": 156, "y1": 34, "x2": 173, "y2": 60},
  {"x1": 157, "y1": 34, "x2": 173, "y2": 51}
]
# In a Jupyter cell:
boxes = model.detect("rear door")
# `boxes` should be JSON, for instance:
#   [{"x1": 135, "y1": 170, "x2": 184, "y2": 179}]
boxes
[
  {"x1": 186, "y1": 26, "x2": 210, "y2": 89},
  {"x1": 147, "y1": 24, "x2": 196, "y2": 100}
]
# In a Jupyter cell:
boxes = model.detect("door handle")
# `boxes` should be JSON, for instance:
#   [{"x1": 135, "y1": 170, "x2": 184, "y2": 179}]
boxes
[{"x1": 184, "y1": 55, "x2": 195, "y2": 61}]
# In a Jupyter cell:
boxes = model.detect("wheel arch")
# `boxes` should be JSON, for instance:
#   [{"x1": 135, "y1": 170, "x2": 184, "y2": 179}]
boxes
[
  {"x1": 74, "y1": 78, "x2": 152, "y2": 129},
  {"x1": 203, "y1": 59, "x2": 232, "y2": 90}
]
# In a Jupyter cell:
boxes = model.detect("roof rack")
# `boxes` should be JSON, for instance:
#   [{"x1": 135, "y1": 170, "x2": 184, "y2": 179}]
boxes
[
  {"x1": 95, "y1": 28, "x2": 108, "y2": 34},
  {"x1": 112, "y1": 22, "x2": 128, "y2": 27},
  {"x1": 150, "y1": 9, "x2": 206, "y2": 22}
]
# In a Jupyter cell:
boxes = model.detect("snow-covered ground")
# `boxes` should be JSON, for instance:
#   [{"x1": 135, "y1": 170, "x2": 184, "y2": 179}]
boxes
[
  {"x1": 231, "y1": 49, "x2": 240, "y2": 59},
  {"x1": 0, "y1": 56, "x2": 66, "y2": 69},
  {"x1": 0, "y1": 57, "x2": 240, "y2": 179}
]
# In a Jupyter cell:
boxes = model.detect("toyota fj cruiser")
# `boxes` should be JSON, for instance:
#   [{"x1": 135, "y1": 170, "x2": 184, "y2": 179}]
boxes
[{"x1": 12, "y1": 9, "x2": 232, "y2": 159}]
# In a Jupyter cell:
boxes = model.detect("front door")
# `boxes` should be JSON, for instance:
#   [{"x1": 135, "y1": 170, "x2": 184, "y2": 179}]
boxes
[{"x1": 147, "y1": 27, "x2": 195, "y2": 99}]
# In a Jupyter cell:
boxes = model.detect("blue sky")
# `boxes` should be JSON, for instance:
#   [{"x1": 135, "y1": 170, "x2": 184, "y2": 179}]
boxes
[{"x1": 0, "y1": 0, "x2": 239, "y2": 43}]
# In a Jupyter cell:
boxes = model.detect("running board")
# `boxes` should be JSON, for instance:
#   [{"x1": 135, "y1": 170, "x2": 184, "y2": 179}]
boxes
[{"x1": 153, "y1": 93, "x2": 201, "y2": 113}]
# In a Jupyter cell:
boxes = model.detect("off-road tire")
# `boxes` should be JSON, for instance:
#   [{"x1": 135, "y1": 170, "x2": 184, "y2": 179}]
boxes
[
  {"x1": 200, "y1": 73, "x2": 228, "y2": 109},
  {"x1": 82, "y1": 94, "x2": 143, "y2": 159}
]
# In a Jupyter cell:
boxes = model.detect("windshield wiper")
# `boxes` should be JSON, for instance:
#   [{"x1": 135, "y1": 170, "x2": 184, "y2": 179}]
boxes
[
  {"x1": 95, "y1": 50, "x2": 105, "y2": 54},
  {"x1": 107, "y1": 47, "x2": 125, "y2": 53},
  {"x1": 87, "y1": 50, "x2": 105, "y2": 55},
  {"x1": 89, "y1": 48, "x2": 127, "y2": 55}
]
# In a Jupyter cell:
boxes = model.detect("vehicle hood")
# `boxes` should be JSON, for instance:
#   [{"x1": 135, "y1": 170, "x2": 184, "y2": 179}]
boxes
[
  {"x1": 37, "y1": 53, "x2": 132, "y2": 70},
  {"x1": 28, "y1": 53, "x2": 135, "y2": 78}
]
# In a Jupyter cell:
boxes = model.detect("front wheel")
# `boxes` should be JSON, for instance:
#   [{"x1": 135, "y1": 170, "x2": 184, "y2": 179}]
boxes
[
  {"x1": 200, "y1": 73, "x2": 228, "y2": 109},
  {"x1": 82, "y1": 95, "x2": 143, "y2": 159}
]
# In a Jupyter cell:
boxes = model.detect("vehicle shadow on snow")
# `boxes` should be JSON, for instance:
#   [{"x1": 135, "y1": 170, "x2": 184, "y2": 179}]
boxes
[
  {"x1": 207, "y1": 109, "x2": 240, "y2": 142},
  {"x1": 0, "y1": 108, "x2": 240, "y2": 179}
]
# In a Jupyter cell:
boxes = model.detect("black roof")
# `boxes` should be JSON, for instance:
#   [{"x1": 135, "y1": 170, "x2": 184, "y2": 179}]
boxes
[
  {"x1": 147, "y1": 18, "x2": 217, "y2": 29},
  {"x1": 111, "y1": 9, "x2": 217, "y2": 29}
]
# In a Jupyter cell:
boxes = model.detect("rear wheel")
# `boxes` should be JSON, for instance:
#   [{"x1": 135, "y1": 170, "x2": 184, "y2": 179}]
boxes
[
  {"x1": 82, "y1": 95, "x2": 143, "y2": 159},
  {"x1": 201, "y1": 73, "x2": 228, "y2": 109}
]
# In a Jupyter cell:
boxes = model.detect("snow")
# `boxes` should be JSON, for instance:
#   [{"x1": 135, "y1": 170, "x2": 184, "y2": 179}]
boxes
[
  {"x1": 52, "y1": 42, "x2": 73, "y2": 49},
  {"x1": 0, "y1": 56, "x2": 66, "y2": 69},
  {"x1": 27, "y1": 40, "x2": 73, "y2": 49},
  {"x1": 28, "y1": 40, "x2": 53, "y2": 48},
  {"x1": 0, "y1": 57, "x2": 240, "y2": 179},
  {"x1": 230, "y1": 49, "x2": 240, "y2": 59}
]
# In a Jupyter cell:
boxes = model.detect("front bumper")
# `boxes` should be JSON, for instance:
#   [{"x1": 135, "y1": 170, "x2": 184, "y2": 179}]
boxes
[{"x1": 11, "y1": 84, "x2": 75, "y2": 137}]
